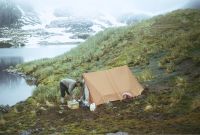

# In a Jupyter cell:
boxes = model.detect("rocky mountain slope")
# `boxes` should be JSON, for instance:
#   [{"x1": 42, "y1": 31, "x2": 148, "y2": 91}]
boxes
[{"x1": 0, "y1": 1, "x2": 150, "y2": 48}]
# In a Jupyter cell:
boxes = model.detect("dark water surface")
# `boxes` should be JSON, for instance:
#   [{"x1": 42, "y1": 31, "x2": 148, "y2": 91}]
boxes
[{"x1": 0, "y1": 45, "x2": 76, "y2": 106}]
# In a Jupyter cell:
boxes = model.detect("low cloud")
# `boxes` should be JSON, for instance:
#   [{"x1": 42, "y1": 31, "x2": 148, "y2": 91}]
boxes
[
  {"x1": 16, "y1": 0, "x2": 192, "y2": 17},
  {"x1": 185, "y1": 0, "x2": 200, "y2": 9}
]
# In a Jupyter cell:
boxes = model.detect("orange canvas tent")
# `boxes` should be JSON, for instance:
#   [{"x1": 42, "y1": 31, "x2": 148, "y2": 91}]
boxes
[{"x1": 83, "y1": 65, "x2": 143, "y2": 105}]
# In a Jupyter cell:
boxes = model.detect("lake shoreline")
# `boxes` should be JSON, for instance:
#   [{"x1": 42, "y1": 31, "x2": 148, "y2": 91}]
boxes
[
  {"x1": 5, "y1": 68, "x2": 37, "y2": 85},
  {"x1": 0, "y1": 45, "x2": 77, "y2": 106}
]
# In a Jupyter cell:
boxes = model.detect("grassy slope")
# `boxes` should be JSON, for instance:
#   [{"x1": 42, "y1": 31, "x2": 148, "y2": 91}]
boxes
[{"x1": 0, "y1": 9, "x2": 200, "y2": 134}]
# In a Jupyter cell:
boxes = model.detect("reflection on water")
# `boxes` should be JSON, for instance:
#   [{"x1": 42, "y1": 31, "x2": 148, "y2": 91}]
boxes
[
  {"x1": 0, "y1": 56, "x2": 23, "y2": 70},
  {"x1": 0, "y1": 71, "x2": 35, "y2": 106},
  {"x1": 0, "y1": 45, "x2": 77, "y2": 106},
  {"x1": 0, "y1": 56, "x2": 33, "y2": 106}
]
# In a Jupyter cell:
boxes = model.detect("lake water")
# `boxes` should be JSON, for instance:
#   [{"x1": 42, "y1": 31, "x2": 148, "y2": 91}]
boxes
[{"x1": 0, "y1": 45, "x2": 77, "y2": 106}]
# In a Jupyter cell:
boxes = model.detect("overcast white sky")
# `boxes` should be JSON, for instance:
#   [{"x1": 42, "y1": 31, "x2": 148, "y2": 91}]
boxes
[{"x1": 17, "y1": 0, "x2": 198, "y2": 16}]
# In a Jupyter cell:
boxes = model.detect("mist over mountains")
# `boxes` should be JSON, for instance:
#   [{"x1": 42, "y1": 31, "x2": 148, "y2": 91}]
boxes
[
  {"x1": 0, "y1": 0, "x2": 150, "y2": 47},
  {"x1": 184, "y1": 0, "x2": 200, "y2": 9},
  {"x1": 1, "y1": 0, "x2": 200, "y2": 28},
  {"x1": 0, "y1": 0, "x2": 199, "y2": 47}
]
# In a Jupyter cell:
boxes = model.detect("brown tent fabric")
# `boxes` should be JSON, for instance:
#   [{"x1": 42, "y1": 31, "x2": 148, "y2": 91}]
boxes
[{"x1": 83, "y1": 65, "x2": 144, "y2": 105}]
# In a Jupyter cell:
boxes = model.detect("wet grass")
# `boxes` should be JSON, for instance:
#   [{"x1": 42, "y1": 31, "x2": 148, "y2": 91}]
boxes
[{"x1": 1, "y1": 9, "x2": 200, "y2": 134}]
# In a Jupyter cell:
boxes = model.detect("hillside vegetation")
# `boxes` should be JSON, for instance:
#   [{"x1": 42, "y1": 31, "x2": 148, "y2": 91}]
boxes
[{"x1": 1, "y1": 9, "x2": 200, "y2": 134}]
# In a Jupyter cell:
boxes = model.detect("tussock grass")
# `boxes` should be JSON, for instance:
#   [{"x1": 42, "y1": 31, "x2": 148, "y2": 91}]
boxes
[
  {"x1": 32, "y1": 84, "x2": 59, "y2": 103},
  {"x1": 191, "y1": 95, "x2": 200, "y2": 110},
  {"x1": 2, "y1": 9, "x2": 200, "y2": 134},
  {"x1": 137, "y1": 69, "x2": 154, "y2": 81},
  {"x1": 14, "y1": 9, "x2": 200, "y2": 105},
  {"x1": 0, "y1": 113, "x2": 5, "y2": 126},
  {"x1": 170, "y1": 88, "x2": 186, "y2": 104},
  {"x1": 174, "y1": 76, "x2": 187, "y2": 87}
]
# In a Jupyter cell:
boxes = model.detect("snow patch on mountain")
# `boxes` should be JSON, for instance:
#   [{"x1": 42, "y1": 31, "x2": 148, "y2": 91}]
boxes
[{"x1": 1, "y1": 4, "x2": 150, "y2": 47}]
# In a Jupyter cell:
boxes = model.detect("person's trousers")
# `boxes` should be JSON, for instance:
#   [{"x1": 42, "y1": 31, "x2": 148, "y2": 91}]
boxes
[{"x1": 60, "y1": 82, "x2": 70, "y2": 97}]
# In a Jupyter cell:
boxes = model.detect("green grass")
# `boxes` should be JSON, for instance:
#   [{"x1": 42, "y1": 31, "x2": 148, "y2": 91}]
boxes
[
  {"x1": 1, "y1": 9, "x2": 200, "y2": 134},
  {"x1": 137, "y1": 69, "x2": 154, "y2": 81},
  {"x1": 191, "y1": 95, "x2": 200, "y2": 110},
  {"x1": 0, "y1": 113, "x2": 5, "y2": 126},
  {"x1": 15, "y1": 9, "x2": 199, "y2": 102},
  {"x1": 32, "y1": 84, "x2": 59, "y2": 103}
]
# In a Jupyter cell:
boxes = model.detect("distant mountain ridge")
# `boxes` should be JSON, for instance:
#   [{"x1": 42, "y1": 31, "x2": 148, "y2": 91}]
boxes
[{"x1": 0, "y1": 1, "x2": 152, "y2": 47}]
